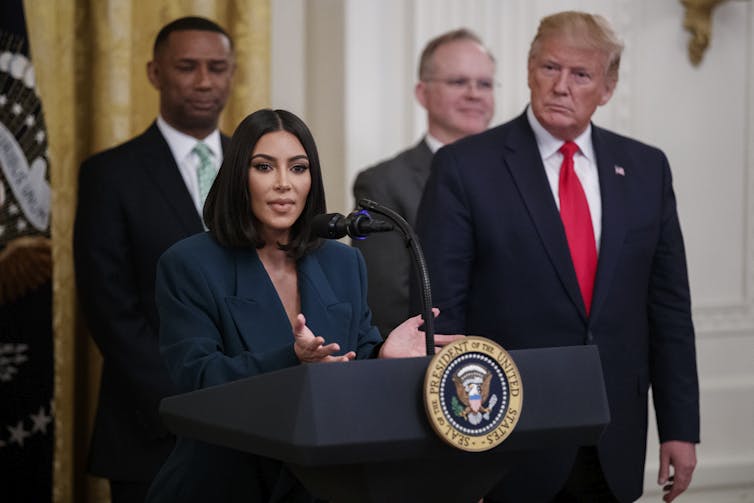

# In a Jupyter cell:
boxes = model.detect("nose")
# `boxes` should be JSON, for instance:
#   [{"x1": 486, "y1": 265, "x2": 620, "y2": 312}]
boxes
[
  {"x1": 463, "y1": 79, "x2": 495, "y2": 101},
  {"x1": 274, "y1": 170, "x2": 291, "y2": 191},
  {"x1": 553, "y1": 71, "x2": 569, "y2": 95},
  {"x1": 465, "y1": 81, "x2": 482, "y2": 98},
  {"x1": 195, "y1": 65, "x2": 212, "y2": 88}
]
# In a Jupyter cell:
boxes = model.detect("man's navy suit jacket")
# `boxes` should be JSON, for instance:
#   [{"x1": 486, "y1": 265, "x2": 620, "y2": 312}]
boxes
[
  {"x1": 416, "y1": 111, "x2": 699, "y2": 502},
  {"x1": 74, "y1": 123, "x2": 229, "y2": 480}
]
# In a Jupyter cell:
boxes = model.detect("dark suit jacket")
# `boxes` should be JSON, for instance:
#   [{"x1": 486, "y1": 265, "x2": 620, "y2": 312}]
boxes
[
  {"x1": 415, "y1": 112, "x2": 699, "y2": 503},
  {"x1": 146, "y1": 233, "x2": 381, "y2": 502},
  {"x1": 73, "y1": 122, "x2": 229, "y2": 481},
  {"x1": 352, "y1": 139, "x2": 433, "y2": 336}
]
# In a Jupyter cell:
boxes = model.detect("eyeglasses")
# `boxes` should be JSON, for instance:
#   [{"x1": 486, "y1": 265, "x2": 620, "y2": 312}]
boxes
[{"x1": 423, "y1": 77, "x2": 498, "y2": 92}]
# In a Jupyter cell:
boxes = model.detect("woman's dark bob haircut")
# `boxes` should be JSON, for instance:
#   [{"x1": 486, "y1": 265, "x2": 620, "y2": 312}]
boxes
[{"x1": 203, "y1": 109, "x2": 326, "y2": 259}]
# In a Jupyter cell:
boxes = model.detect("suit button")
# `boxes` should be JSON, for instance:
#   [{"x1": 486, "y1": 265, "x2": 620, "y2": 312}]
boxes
[{"x1": 585, "y1": 331, "x2": 594, "y2": 344}]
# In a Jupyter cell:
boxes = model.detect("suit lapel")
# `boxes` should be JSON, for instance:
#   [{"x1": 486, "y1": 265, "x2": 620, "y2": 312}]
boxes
[
  {"x1": 298, "y1": 251, "x2": 352, "y2": 344},
  {"x1": 405, "y1": 140, "x2": 434, "y2": 224},
  {"x1": 231, "y1": 248, "x2": 293, "y2": 351},
  {"x1": 220, "y1": 133, "x2": 231, "y2": 154},
  {"x1": 408, "y1": 139, "x2": 433, "y2": 186},
  {"x1": 230, "y1": 246, "x2": 352, "y2": 351},
  {"x1": 589, "y1": 126, "x2": 628, "y2": 323},
  {"x1": 140, "y1": 123, "x2": 203, "y2": 233},
  {"x1": 503, "y1": 114, "x2": 586, "y2": 317}
]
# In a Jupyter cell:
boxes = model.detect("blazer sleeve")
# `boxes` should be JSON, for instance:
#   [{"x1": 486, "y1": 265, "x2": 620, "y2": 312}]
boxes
[
  {"x1": 414, "y1": 146, "x2": 475, "y2": 334},
  {"x1": 155, "y1": 247, "x2": 299, "y2": 393},
  {"x1": 648, "y1": 153, "x2": 700, "y2": 443}
]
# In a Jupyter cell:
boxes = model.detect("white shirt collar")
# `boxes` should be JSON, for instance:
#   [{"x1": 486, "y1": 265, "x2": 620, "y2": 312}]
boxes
[
  {"x1": 156, "y1": 115, "x2": 223, "y2": 163},
  {"x1": 424, "y1": 133, "x2": 444, "y2": 154},
  {"x1": 525, "y1": 105, "x2": 595, "y2": 163}
]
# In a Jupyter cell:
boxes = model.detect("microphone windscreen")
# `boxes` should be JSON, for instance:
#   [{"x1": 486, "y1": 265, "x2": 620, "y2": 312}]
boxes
[{"x1": 311, "y1": 213, "x2": 346, "y2": 239}]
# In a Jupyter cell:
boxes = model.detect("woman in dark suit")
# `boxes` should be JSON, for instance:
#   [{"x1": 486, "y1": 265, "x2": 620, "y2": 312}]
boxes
[{"x1": 146, "y1": 109, "x2": 446, "y2": 502}]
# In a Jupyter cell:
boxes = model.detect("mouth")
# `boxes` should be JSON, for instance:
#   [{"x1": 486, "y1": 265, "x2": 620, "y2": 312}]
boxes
[
  {"x1": 187, "y1": 98, "x2": 217, "y2": 111},
  {"x1": 544, "y1": 103, "x2": 572, "y2": 114},
  {"x1": 268, "y1": 199, "x2": 295, "y2": 212},
  {"x1": 458, "y1": 107, "x2": 488, "y2": 117}
]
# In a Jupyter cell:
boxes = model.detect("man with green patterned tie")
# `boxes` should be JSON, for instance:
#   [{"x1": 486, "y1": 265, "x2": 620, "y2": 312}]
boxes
[
  {"x1": 73, "y1": 16, "x2": 235, "y2": 503},
  {"x1": 193, "y1": 141, "x2": 216, "y2": 209}
]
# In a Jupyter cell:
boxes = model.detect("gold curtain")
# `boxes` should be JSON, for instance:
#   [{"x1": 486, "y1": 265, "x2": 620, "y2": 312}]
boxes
[{"x1": 23, "y1": 1, "x2": 270, "y2": 501}]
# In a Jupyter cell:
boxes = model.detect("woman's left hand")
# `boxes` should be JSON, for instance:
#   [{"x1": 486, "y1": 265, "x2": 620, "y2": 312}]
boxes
[
  {"x1": 379, "y1": 308, "x2": 464, "y2": 358},
  {"x1": 293, "y1": 313, "x2": 356, "y2": 363}
]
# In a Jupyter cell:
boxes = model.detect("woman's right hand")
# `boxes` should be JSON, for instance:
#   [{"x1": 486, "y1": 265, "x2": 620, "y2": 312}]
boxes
[
  {"x1": 379, "y1": 308, "x2": 464, "y2": 358},
  {"x1": 293, "y1": 313, "x2": 356, "y2": 363}
]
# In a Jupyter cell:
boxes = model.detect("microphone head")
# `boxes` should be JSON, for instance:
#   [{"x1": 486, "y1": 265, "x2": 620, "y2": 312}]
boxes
[
  {"x1": 311, "y1": 213, "x2": 347, "y2": 239},
  {"x1": 345, "y1": 210, "x2": 373, "y2": 240},
  {"x1": 311, "y1": 210, "x2": 393, "y2": 240}
]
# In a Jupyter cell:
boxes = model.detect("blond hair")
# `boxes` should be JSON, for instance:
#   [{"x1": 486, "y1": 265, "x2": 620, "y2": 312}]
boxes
[{"x1": 529, "y1": 11, "x2": 624, "y2": 82}]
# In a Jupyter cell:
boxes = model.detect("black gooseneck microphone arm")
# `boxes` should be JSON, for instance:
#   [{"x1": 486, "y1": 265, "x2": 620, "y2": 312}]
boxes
[{"x1": 357, "y1": 198, "x2": 435, "y2": 356}]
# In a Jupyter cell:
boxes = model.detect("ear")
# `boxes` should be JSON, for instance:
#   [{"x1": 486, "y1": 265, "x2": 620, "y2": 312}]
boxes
[
  {"x1": 526, "y1": 58, "x2": 537, "y2": 94},
  {"x1": 414, "y1": 81, "x2": 428, "y2": 109},
  {"x1": 599, "y1": 77, "x2": 617, "y2": 106},
  {"x1": 600, "y1": 82, "x2": 615, "y2": 106},
  {"x1": 146, "y1": 60, "x2": 160, "y2": 90}
]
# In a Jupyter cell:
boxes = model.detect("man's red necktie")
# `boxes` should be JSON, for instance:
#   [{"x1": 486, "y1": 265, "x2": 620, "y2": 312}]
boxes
[{"x1": 558, "y1": 141, "x2": 597, "y2": 315}]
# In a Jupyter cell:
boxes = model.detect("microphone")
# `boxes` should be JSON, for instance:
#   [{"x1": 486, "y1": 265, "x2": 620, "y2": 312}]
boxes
[{"x1": 311, "y1": 210, "x2": 394, "y2": 239}]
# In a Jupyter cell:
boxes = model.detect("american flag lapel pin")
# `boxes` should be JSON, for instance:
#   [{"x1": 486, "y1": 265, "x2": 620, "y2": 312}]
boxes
[{"x1": 614, "y1": 165, "x2": 625, "y2": 176}]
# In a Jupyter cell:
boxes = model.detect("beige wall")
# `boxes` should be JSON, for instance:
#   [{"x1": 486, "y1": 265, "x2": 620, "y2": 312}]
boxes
[{"x1": 271, "y1": 1, "x2": 754, "y2": 500}]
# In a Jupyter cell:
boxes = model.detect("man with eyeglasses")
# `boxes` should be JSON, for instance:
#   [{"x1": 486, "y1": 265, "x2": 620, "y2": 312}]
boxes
[{"x1": 352, "y1": 28, "x2": 496, "y2": 338}]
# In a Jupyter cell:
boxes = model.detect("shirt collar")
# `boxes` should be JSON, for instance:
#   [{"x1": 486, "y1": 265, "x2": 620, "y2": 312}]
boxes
[
  {"x1": 156, "y1": 115, "x2": 223, "y2": 162},
  {"x1": 424, "y1": 133, "x2": 444, "y2": 154},
  {"x1": 526, "y1": 105, "x2": 595, "y2": 162}
]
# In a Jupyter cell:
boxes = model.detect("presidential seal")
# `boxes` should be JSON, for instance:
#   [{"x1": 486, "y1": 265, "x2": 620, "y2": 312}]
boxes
[{"x1": 424, "y1": 336, "x2": 523, "y2": 452}]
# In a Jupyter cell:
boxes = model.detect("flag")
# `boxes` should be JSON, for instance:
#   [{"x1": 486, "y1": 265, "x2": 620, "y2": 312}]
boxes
[{"x1": 0, "y1": 1, "x2": 54, "y2": 501}]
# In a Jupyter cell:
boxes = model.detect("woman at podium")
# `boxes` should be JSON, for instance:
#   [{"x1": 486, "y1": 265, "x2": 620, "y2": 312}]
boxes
[{"x1": 145, "y1": 109, "x2": 451, "y2": 502}]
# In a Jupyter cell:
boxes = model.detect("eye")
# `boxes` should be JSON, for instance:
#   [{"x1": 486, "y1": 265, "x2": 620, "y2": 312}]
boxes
[
  {"x1": 290, "y1": 163, "x2": 309, "y2": 174},
  {"x1": 449, "y1": 78, "x2": 469, "y2": 88},
  {"x1": 251, "y1": 162, "x2": 273, "y2": 172},
  {"x1": 209, "y1": 62, "x2": 229, "y2": 74},
  {"x1": 572, "y1": 70, "x2": 591, "y2": 84},
  {"x1": 476, "y1": 79, "x2": 495, "y2": 91},
  {"x1": 175, "y1": 61, "x2": 197, "y2": 72}
]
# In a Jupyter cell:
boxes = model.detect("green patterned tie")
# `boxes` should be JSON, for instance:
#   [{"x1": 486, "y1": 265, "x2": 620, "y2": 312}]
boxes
[{"x1": 193, "y1": 142, "x2": 217, "y2": 205}]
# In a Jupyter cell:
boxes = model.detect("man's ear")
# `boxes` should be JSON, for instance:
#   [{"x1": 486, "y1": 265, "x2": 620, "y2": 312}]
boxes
[
  {"x1": 599, "y1": 76, "x2": 617, "y2": 106},
  {"x1": 146, "y1": 60, "x2": 160, "y2": 90},
  {"x1": 526, "y1": 60, "x2": 536, "y2": 93},
  {"x1": 415, "y1": 81, "x2": 428, "y2": 109}
]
